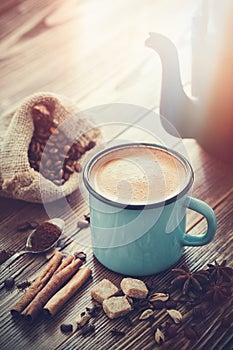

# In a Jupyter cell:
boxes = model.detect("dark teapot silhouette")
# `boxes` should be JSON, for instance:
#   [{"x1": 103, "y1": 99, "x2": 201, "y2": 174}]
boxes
[{"x1": 145, "y1": 10, "x2": 233, "y2": 164}]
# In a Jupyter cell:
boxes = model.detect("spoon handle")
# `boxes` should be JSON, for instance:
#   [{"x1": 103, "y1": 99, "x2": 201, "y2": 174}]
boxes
[{"x1": 0, "y1": 251, "x2": 28, "y2": 273}]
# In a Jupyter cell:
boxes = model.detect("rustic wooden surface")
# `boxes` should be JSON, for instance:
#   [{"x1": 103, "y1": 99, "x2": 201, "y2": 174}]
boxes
[{"x1": 0, "y1": 1, "x2": 232, "y2": 350}]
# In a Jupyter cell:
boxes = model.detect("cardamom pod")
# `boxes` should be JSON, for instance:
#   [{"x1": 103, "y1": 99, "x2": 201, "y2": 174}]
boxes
[
  {"x1": 154, "y1": 328, "x2": 165, "y2": 344},
  {"x1": 139, "y1": 309, "x2": 154, "y2": 320},
  {"x1": 149, "y1": 293, "x2": 169, "y2": 302},
  {"x1": 167, "y1": 309, "x2": 182, "y2": 324}
]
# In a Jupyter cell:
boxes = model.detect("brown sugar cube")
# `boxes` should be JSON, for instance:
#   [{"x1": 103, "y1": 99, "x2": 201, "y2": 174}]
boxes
[
  {"x1": 90, "y1": 278, "x2": 119, "y2": 304},
  {"x1": 102, "y1": 296, "x2": 132, "y2": 319},
  {"x1": 120, "y1": 277, "x2": 148, "y2": 299}
]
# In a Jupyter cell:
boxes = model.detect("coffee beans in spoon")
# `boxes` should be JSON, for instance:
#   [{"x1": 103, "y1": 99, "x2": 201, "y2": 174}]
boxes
[{"x1": 28, "y1": 104, "x2": 96, "y2": 186}]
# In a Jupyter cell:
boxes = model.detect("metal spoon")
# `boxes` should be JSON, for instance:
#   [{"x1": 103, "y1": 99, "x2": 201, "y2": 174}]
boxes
[{"x1": 0, "y1": 218, "x2": 65, "y2": 272}]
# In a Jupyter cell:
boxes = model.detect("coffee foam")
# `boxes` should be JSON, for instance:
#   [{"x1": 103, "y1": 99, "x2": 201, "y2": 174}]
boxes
[{"x1": 89, "y1": 146, "x2": 189, "y2": 205}]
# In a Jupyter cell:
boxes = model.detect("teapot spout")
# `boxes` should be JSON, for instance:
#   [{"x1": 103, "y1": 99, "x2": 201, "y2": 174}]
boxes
[{"x1": 145, "y1": 33, "x2": 198, "y2": 138}]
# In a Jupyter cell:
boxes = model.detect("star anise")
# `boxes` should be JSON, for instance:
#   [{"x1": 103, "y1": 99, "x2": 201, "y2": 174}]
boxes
[
  {"x1": 207, "y1": 260, "x2": 233, "y2": 282},
  {"x1": 205, "y1": 279, "x2": 232, "y2": 304},
  {"x1": 171, "y1": 264, "x2": 210, "y2": 295}
]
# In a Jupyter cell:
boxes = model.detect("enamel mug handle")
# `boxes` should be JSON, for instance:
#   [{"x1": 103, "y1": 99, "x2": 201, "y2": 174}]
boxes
[{"x1": 181, "y1": 196, "x2": 217, "y2": 246}]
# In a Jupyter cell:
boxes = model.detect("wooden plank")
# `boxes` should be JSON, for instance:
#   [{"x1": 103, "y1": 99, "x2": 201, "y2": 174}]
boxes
[{"x1": 1, "y1": 191, "x2": 231, "y2": 350}]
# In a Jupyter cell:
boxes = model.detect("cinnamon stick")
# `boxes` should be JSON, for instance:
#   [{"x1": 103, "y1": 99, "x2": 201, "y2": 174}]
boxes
[
  {"x1": 10, "y1": 251, "x2": 63, "y2": 317},
  {"x1": 22, "y1": 256, "x2": 83, "y2": 321},
  {"x1": 43, "y1": 266, "x2": 92, "y2": 317}
]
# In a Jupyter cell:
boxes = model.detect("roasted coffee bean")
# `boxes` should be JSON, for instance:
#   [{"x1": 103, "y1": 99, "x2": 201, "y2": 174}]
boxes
[
  {"x1": 49, "y1": 147, "x2": 58, "y2": 154},
  {"x1": 28, "y1": 105, "x2": 96, "y2": 187},
  {"x1": 64, "y1": 145, "x2": 70, "y2": 153},
  {"x1": 53, "y1": 180, "x2": 63, "y2": 186},
  {"x1": 57, "y1": 133, "x2": 65, "y2": 142},
  {"x1": 74, "y1": 162, "x2": 82, "y2": 172},
  {"x1": 49, "y1": 126, "x2": 58, "y2": 134},
  {"x1": 84, "y1": 213, "x2": 90, "y2": 223},
  {"x1": 60, "y1": 323, "x2": 73, "y2": 333},
  {"x1": 63, "y1": 173, "x2": 70, "y2": 181},
  {"x1": 77, "y1": 144, "x2": 85, "y2": 154},
  {"x1": 36, "y1": 129, "x2": 51, "y2": 139},
  {"x1": 47, "y1": 140, "x2": 55, "y2": 148},
  {"x1": 17, "y1": 280, "x2": 31, "y2": 290},
  {"x1": 59, "y1": 169, "x2": 64, "y2": 178},
  {"x1": 66, "y1": 159, "x2": 74, "y2": 167},
  {"x1": 32, "y1": 104, "x2": 51, "y2": 117},
  {"x1": 86, "y1": 303, "x2": 101, "y2": 317},
  {"x1": 4, "y1": 277, "x2": 15, "y2": 289},
  {"x1": 65, "y1": 165, "x2": 74, "y2": 174},
  {"x1": 86, "y1": 141, "x2": 96, "y2": 150},
  {"x1": 48, "y1": 173, "x2": 55, "y2": 180},
  {"x1": 45, "y1": 159, "x2": 52, "y2": 168},
  {"x1": 55, "y1": 160, "x2": 63, "y2": 167},
  {"x1": 73, "y1": 251, "x2": 87, "y2": 262}
]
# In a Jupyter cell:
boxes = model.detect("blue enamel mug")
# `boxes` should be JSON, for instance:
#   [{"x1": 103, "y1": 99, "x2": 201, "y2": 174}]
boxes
[{"x1": 83, "y1": 143, "x2": 217, "y2": 276}]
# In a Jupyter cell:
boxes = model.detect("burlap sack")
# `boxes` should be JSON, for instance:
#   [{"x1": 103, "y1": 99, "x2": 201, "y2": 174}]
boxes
[{"x1": 0, "y1": 92, "x2": 101, "y2": 203}]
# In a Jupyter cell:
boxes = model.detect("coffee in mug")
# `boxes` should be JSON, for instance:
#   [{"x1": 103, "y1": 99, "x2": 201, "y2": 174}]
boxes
[
  {"x1": 84, "y1": 143, "x2": 217, "y2": 276},
  {"x1": 88, "y1": 145, "x2": 189, "y2": 205}
]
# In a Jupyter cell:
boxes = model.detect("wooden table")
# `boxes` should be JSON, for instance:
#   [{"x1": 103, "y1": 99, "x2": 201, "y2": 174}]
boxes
[{"x1": 0, "y1": 1, "x2": 232, "y2": 349}]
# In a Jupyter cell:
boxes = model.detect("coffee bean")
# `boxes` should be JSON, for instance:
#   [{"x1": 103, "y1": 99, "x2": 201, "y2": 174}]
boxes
[
  {"x1": 55, "y1": 160, "x2": 63, "y2": 167},
  {"x1": 48, "y1": 173, "x2": 55, "y2": 180},
  {"x1": 45, "y1": 159, "x2": 52, "y2": 168},
  {"x1": 32, "y1": 104, "x2": 51, "y2": 117},
  {"x1": 77, "y1": 144, "x2": 85, "y2": 154},
  {"x1": 4, "y1": 277, "x2": 15, "y2": 289},
  {"x1": 59, "y1": 169, "x2": 64, "y2": 178},
  {"x1": 74, "y1": 162, "x2": 82, "y2": 172},
  {"x1": 49, "y1": 126, "x2": 58, "y2": 134},
  {"x1": 57, "y1": 133, "x2": 65, "y2": 142},
  {"x1": 66, "y1": 159, "x2": 74, "y2": 167},
  {"x1": 47, "y1": 140, "x2": 55, "y2": 148},
  {"x1": 84, "y1": 213, "x2": 90, "y2": 222},
  {"x1": 28, "y1": 105, "x2": 97, "y2": 187},
  {"x1": 74, "y1": 251, "x2": 87, "y2": 262},
  {"x1": 64, "y1": 145, "x2": 70, "y2": 153},
  {"x1": 49, "y1": 147, "x2": 58, "y2": 154},
  {"x1": 60, "y1": 323, "x2": 73, "y2": 333},
  {"x1": 65, "y1": 165, "x2": 74, "y2": 174},
  {"x1": 53, "y1": 180, "x2": 63, "y2": 186},
  {"x1": 63, "y1": 173, "x2": 70, "y2": 181}
]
